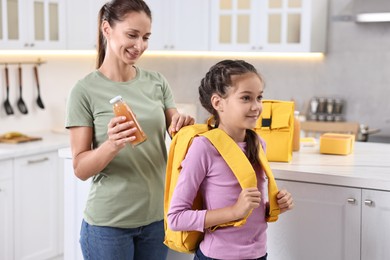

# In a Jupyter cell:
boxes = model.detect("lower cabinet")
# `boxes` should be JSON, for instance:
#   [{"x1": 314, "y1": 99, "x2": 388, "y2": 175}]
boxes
[
  {"x1": 267, "y1": 180, "x2": 390, "y2": 260},
  {"x1": 361, "y1": 189, "x2": 390, "y2": 259},
  {"x1": 0, "y1": 159, "x2": 14, "y2": 260},
  {"x1": 13, "y1": 151, "x2": 62, "y2": 260}
]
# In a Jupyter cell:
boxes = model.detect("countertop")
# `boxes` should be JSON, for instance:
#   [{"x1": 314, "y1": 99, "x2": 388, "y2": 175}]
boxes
[
  {"x1": 271, "y1": 141, "x2": 390, "y2": 191},
  {"x1": 0, "y1": 130, "x2": 70, "y2": 160},
  {"x1": 59, "y1": 141, "x2": 390, "y2": 191}
]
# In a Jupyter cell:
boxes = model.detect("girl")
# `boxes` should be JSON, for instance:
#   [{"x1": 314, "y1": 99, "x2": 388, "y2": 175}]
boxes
[
  {"x1": 66, "y1": 0, "x2": 193, "y2": 259},
  {"x1": 167, "y1": 60, "x2": 293, "y2": 260}
]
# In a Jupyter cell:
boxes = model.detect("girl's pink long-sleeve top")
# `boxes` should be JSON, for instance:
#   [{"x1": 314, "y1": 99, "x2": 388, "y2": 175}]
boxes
[{"x1": 167, "y1": 136, "x2": 268, "y2": 260}]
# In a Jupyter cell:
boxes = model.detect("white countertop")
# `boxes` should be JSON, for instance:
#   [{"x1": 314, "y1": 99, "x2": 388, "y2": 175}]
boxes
[
  {"x1": 0, "y1": 130, "x2": 70, "y2": 160},
  {"x1": 271, "y1": 141, "x2": 390, "y2": 191},
  {"x1": 59, "y1": 141, "x2": 390, "y2": 191}
]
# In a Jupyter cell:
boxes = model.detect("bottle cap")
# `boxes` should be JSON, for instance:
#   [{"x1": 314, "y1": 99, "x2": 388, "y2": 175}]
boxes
[{"x1": 109, "y1": 95, "x2": 122, "y2": 104}]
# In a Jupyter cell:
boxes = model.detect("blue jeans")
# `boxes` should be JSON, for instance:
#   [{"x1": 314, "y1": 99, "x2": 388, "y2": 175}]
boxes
[
  {"x1": 80, "y1": 219, "x2": 168, "y2": 260},
  {"x1": 194, "y1": 248, "x2": 267, "y2": 260}
]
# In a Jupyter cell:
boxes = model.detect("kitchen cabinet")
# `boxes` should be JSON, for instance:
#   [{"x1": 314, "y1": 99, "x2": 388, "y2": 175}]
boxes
[
  {"x1": 0, "y1": 159, "x2": 14, "y2": 260},
  {"x1": 66, "y1": 0, "x2": 106, "y2": 50},
  {"x1": 146, "y1": 0, "x2": 209, "y2": 51},
  {"x1": 0, "y1": 0, "x2": 66, "y2": 49},
  {"x1": 59, "y1": 147, "x2": 194, "y2": 260},
  {"x1": 67, "y1": 0, "x2": 209, "y2": 51},
  {"x1": 361, "y1": 189, "x2": 390, "y2": 260},
  {"x1": 14, "y1": 151, "x2": 61, "y2": 260},
  {"x1": 210, "y1": 0, "x2": 328, "y2": 52},
  {"x1": 267, "y1": 180, "x2": 390, "y2": 260}
]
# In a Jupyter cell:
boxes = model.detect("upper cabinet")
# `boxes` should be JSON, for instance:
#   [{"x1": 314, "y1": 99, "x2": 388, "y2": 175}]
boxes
[
  {"x1": 66, "y1": 0, "x2": 107, "y2": 50},
  {"x1": 1, "y1": 0, "x2": 327, "y2": 52},
  {"x1": 146, "y1": 0, "x2": 209, "y2": 51},
  {"x1": 210, "y1": 0, "x2": 328, "y2": 52},
  {"x1": 0, "y1": 0, "x2": 66, "y2": 49}
]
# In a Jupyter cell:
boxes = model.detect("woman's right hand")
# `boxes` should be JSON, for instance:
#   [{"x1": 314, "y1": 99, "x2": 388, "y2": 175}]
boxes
[
  {"x1": 107, "y1": 116, "x2": 137, "y2": 149},
  {"x1": 233, "y1": 187, "x2": 261, "y2": 219}
]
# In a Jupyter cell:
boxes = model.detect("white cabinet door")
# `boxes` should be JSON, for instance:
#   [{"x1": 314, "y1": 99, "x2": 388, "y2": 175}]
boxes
[
  {"x1": 66, "y1": 0, "x2": 106, "y2": 50},
  {"x1": 14, "y1": 152, "x2": 60, "y2": 260},
  {"x1": 0, "y1": 0, "x2": 66, "y2": 49},
  {"x1": 210, "y1": 0, "x2": 327, "y2": 52},
  {"x1": 147, "y1": 0, "x2": 209, "y2": 51},
  {"x1": 0, "y1": 0, "x2": 21, "y2": 48},
  {"x1": 267, "y1": 180, "x2": 361, "y2": 260},
  {"x1": 361, "y1": 189, "x2": 390, "y2": 260},
  {"x1": 0, "y1": 159, "x2": 14, "y2": 260}
]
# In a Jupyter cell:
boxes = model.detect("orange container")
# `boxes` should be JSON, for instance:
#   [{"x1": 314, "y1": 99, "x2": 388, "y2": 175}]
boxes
[{"x1": 109, "y1": 95, "x2": 147, "y2": 147}]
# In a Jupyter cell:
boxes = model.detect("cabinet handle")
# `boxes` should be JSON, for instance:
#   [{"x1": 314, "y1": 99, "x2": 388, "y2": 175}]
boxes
[
  {"x1": 0, "y1": 188, "x2": 2, "y2": 192},
  {"x1": 347, "y1": 198, "x2": 356, "y2": 204},
  {"x1": 364, "y1": 200, "x2": 374, "y2": 206},
  {"x1": 27, "y1": 157, "x2": 49, "y2": 164}
]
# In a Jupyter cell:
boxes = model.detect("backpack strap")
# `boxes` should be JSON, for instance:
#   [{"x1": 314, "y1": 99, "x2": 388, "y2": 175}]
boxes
[
  {"x1": 259, "y1": 147, "x2": 280, "y2": 222},
  {"x1": 201, "y1": 128, "x2": 257, "y2": 228},
  {"x1": 202, "y1": 128, "x2": 280, "y2": 224}
]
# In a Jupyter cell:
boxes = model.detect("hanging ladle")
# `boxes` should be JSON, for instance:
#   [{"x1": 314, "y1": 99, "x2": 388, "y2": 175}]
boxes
[
  {"x1": 17, "y1": 65, "x2": 28, "y2": 114},
  {"x1": 34, "y1": 65, "x2": 45, "y2": 109},
  {"x1": 3, "y1": 65, "x2": 14, "y2": 115}
]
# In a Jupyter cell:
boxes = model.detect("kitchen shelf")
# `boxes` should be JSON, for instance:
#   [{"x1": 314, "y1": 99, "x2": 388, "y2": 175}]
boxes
[{"x1": 0, "y1": 59, "x2": 46, "y2": 66}]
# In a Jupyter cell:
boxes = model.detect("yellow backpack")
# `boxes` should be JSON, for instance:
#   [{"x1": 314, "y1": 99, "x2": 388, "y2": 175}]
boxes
[{"x1": 164, "y1": 124, "x2": 280, "y2": 254}]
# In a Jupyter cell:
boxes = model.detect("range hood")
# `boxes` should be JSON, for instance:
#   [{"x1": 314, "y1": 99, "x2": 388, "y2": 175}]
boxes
[{"x1": 354, "y1": 0, "x2": 390, "y2": 23}]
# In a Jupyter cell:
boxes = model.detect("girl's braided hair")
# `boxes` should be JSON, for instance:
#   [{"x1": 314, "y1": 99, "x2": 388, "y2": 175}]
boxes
[{"x1": 199, "y1": 60, "x2": 264, "y2": 165}]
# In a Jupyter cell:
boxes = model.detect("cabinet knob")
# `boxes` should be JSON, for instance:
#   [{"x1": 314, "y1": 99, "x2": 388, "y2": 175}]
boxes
[
  {"x1": 347, "y1": 198, "x2": 356, "y2": 204},
  {"x1": 0, "y1": 188, "x2": 2, "y2": 192},
  {"x1": 364, "y1": 200, "x2": 374, "y2": 206}
]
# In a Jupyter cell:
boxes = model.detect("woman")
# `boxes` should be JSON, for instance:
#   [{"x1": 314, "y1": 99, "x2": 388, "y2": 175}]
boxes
[{"x1": 65, "y1": 0, "x2": 194, "y2": 259}]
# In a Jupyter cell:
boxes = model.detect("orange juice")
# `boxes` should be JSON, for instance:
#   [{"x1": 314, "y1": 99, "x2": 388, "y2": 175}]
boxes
[{"x1": 109, "y1": 95, "x2": 147, "y2": 147}]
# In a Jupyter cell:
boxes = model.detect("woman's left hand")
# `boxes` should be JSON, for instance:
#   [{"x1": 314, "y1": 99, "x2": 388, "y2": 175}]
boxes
[
  {"x1": 277, "y1": 189, "x2": 294, "y2": 213},
  {"x1": 168, "y1": 113, "x2": 195, "y2": 136}
]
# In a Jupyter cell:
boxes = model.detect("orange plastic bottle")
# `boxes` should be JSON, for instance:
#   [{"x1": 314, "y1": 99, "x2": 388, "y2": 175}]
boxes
[
  {"x1": 292, "y1": 111, "x2": 301, "y2": 151},
  {"x1": 109, "y1": 95, "x2": 147, "y2": 147}
]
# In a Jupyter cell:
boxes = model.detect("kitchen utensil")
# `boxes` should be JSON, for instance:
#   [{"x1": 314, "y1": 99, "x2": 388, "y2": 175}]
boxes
[
  {"x1": 309, "y1": 97, "x2": 319, "y2": 114},
  {"x1": 317, "y1": 97, "x2": 326, "y2": 113},
  {"x1": 3, "y1": 66, "x2": 14, "y2": 115},
  {"x1": 17, "y1": 65, "x2": 28, "y2": 114},
  {"x1": 34, "y1": 65, "x2": 45, "y2": 109},
  {"x1": 326, "y1": 98, "x2": 334, "y2": 114}
]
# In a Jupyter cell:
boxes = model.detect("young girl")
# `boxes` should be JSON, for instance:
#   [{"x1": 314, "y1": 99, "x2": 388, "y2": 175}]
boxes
[{"x1": 167, "y1": 60, "x2": 294, "y2": 260}]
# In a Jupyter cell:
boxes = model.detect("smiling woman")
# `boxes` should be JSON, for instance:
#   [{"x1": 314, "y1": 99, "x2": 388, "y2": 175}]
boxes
[{"x1": 64, "y1": 1, "x2": 194, "y2": 260}]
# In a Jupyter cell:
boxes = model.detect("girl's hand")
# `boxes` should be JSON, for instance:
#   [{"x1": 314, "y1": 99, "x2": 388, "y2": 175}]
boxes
[
  {"x1": 107, "y1": 116, "x2": 137, "y2": 149},
  {"x1": 168, "y1": 113, "x2": 195, "y2": 136},
  {"x1": 233, "y1": 187, "x2": 261, "y2": 220},
  {"x1": 277, "y1": 189, "x2": 294, "y2": 213}
]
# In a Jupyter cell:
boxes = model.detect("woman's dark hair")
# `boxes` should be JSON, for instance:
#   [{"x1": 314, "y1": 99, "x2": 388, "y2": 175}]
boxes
[
  {"x1": 96, "y1": 0, "x2": 152, "y2": 68},
  {"x1": 199, "y1": 59, "x2": 264, "y2": 165}
]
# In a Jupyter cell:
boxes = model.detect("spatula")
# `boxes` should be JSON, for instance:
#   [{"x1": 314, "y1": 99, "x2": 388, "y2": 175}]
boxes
[
  {"x1": 34, "y1": 66, "x2": 45, "y2": 109},
  {"x1": 3, "y1": 66, "x2": 14, "y2": 115},
  {"x1": 17, "y1": 65, "x2": 28, "y2": 114}
]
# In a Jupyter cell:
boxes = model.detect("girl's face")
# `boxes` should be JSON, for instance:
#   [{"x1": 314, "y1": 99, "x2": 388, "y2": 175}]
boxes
[
  {"x1": 215, "y1": 72, "x2": 264, "y2": 138},
  {"x1": 103, "y1": 11, "x2": 151, "y2": 65}
]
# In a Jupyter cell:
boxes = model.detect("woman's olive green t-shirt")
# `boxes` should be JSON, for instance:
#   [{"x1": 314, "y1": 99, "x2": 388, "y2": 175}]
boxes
[{"x1": 66, "y1": 67, "x2": 175, "y2": 228}]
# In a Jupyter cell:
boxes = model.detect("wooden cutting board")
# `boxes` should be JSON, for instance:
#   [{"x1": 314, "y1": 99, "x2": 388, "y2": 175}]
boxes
[{"x1": 0, "y1": 136, "x2": 42, "y2": 144}]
